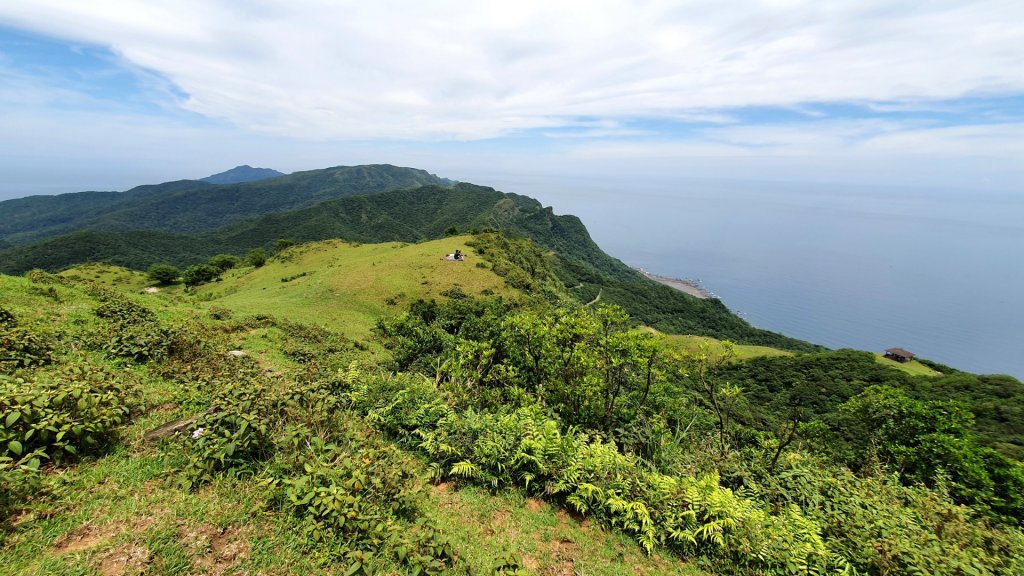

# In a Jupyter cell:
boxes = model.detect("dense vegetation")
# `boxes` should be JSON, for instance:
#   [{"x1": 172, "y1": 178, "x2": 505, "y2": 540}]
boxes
[
  {"x1": 0, "y1": 164, "x2": 446, "y2": 244},
  {"x1": 2, "y1": 234, "x2": 1022, "y2": 575},
  {"x1": 1, "y1": 179, "x2": 817, "y2": 351}
]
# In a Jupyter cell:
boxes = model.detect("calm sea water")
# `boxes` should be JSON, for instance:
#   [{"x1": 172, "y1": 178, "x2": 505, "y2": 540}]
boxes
[{"x1": 498, "y1": 177, "x2": 1024, "y2": 379}]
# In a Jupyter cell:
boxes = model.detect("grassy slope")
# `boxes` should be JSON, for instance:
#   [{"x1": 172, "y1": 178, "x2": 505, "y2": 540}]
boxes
[
  {"x1": 874, "y1": 353, "x2": 942, "y2": 376},
  {"x1": 2, "y1": 255, "x2": 704, "y2": 575},
  {"x1": 194, "y1": 236, "x2": 511, "y2": 340},
  {"x1": 660, "y1": 333, "x2": 795, "y2": 362}
]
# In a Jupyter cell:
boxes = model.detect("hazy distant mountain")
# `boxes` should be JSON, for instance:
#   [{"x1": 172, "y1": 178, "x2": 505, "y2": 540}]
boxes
[
  {"x1": 0, "y1": 164, "x2": 448, "y2": 245},
  {"x1": 200, "y1": 165, "x2": 285, "y2": 184}
]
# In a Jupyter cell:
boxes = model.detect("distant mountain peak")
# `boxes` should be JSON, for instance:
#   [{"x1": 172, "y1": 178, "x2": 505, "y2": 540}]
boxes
[{"x1": 200, "y1": 165, "x2": 285, "y2": 185}]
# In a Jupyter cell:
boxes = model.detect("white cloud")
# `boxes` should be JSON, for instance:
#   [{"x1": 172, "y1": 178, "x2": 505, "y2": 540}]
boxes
[
  {"x1": 1, "y1": 0, "x2": 1022, "y2": 140},
  {"x1": 550, "y1": 117, "x2": 1024, "y2": 193}
]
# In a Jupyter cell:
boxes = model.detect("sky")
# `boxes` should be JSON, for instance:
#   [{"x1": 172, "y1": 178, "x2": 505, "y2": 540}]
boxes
[{"x1": 1, "y1": 0, "x2": 1023, "y2": 200}]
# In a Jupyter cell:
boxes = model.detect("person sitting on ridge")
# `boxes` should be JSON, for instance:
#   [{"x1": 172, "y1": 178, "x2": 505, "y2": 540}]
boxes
[{"x1": 454, "y1": 249, "x2": 463, "y2": 261}]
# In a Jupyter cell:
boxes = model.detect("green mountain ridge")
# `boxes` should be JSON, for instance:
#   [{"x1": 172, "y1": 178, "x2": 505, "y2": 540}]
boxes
[
  {"x1": 0, "y1": 180, "x2": 818, "y2": 351},
  {"x1": 0, "y1": 164, "x2": 446, "y2": 244}
]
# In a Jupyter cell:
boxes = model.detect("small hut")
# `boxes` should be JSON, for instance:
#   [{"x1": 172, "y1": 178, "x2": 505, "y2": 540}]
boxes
[{"x1": 884, "y1": 347, "x2": 915, "y2": 363}]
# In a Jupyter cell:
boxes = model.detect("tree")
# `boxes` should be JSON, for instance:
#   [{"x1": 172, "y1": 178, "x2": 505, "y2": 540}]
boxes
[
  {"x1": 208, "y1": 254, "x2": 239, "y2": 271},
  {"x1": 146, "y1": 264, "x2": 180, "y2": 285},
  {"x1": 272, "y1": 239, "x2": 295, "y2": 253},
  {"x1": 181, "y1": 264, "x2": 220, "y2": 287},
  {"x1": 688, "y1": 342, "x2": 740, "y2": 457},
  {"x1": 244, "y1": 248, "x2": 267, "y2": 268},
  {"x1": 444, "y1": 226, "x2": 459, "y2": 236}
]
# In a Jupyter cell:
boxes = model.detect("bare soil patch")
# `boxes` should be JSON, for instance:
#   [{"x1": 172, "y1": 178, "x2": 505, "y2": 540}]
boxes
[
  {"x1": 97, "y1": 543, "x2": 151, "y2": 576},
  {"x1": 525, "y1": 497, "x2": 545, "y2": 513},
  {"x1": 180, "y1": 523, "x2": 251, "y2": 575},
  {"x1": 53, "y1": 522, "x2": 120, "y2": 554}
]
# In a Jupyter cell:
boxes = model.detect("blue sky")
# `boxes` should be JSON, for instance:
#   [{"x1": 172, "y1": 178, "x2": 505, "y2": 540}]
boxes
[{"x1": 1, "y1": 1, "x2": 1022, "y2": 199}]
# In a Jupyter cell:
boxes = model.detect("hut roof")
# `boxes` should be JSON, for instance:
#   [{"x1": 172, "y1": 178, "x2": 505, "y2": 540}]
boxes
[{"x1": 885, "y1": 347, "x2": 915, "y2": 358}]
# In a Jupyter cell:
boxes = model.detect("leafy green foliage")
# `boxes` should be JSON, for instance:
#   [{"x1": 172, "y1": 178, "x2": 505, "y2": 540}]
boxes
[
  {"x1": 0, "y1": 451, "x2": 43, "y2": 534},
  {"x1": 146, "y1": 263, "x2": 180, "y2": 285},
  {"x1": 823, "y1": 385, "x2": 1024, "y2": 522},
  {"x1": 208, "y1": 253, "x2": 240, "y2": 271},
  {"x1": 270, "y1": 427, "x2": 457, "y2": 574},
  {"x1": 0, "y1": 324, "x2": 56, "y2": 373},
  {"x1": 245, "y1": 248, "x2": 267, "y2": 267},
  {"x1": 719, "y1": 350, "x2": 1024, "y2": 461},
  {"x1": 95, "y1": 295, "x2": 158, "y2": 325},
  {"x1": 413, "y1": 404, "x2": 842, "y2": 573},
  {"x1": 0, "y1": 306, "x2": 16, "y2": 329},
  {"x1": 0, "y1": 362, "x2": 138, "y2": 464},
  {"x1": 180, "y1": 382, "x2": 274, "y2": 488},
  {"x1": 372, "y1": 297, "x2": 1024, "y2": 572},
  {"x1": 182, "y1": 263, "x2": 221, "y2": 287},
  {"x1": 759, "y1": 454, "x2": 1024, "y2": 575}
]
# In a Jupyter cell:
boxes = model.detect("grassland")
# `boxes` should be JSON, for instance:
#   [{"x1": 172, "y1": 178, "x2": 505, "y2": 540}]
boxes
[
  {"x1": 874, "y1": 354, "x2": 941, "y2": 377},
  {"x1": 655, "y1": 332, "x2": 794, "y2": 361},
  {"x1": 194, "y1": 236, "x2": 511, "y2": 340}
]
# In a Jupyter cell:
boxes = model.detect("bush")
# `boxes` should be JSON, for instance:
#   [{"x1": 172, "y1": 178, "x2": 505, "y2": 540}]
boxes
[
  {"x1": 245, "y1": 248, "x2": 267, "y2": 268},
  {"x1": 146, "y1": 264, "x2": 180, "y2": 285},
  {"x1": 345, "y1": 371, "x2": 451, "y2": 442},
  {"x1": 208, "y1": 306, "x2": 233, "y2": 321},
  {"x1": 0, "y1": 325, "x2": 56, "y2": 373},
  {"x1": 102, "y1": 322, "x2": 171, "y2": 363},
  {"x1": 1, "y1": 453, "x2": 44, "y2": 541},
  {"x1": 95, "y1": 296, "x2": 158, "y2": 325},
  {"x1": 414, "y1": 404, "x2": 840, "y2": 572},
  {"x1": 760, "y1": 455, "x2": 1024, "y2": 575},
  {"x1": 270, "y1": 424, "x2": 457, "y2": 574},
  {"x1": 0, "y1": 363, "x2": 138, "y2": 464},
  {"x1": 0, "y1": 307, "x2": 17, "y2": 330},
  {"x1": 180, "y1": 378, "x2": 275, "y2": 488}
]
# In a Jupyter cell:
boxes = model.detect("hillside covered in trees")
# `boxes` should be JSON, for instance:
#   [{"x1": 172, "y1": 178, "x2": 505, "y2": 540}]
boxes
[{"x1": 0, "y1": 174, "x2": 818, "y2": 351}]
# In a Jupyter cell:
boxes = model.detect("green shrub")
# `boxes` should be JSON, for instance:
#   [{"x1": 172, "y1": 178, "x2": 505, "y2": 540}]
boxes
[
  {"x1": 761, "y1": 454, "x2": 1024, "y2": 575},
  {"x1": 0, "y1": 307, "x2": 16, "y2": 330},
  {"x1": 0, "y1": 325, "x2": 56, "y2": 372},
  {"x1": 95, "y1": 297, "x2": 158, "y2": 325},
  {"x1": 0, "y1": 452, "x2": 44, "y2": 539},
  {"x1": 244, "y1": 248, "x2": 267, "y2": 268},
  {"x1": 0, "y1": 363, "x2": 138, "y2": 464},
  {"x1": 208, "y1": 306, "x2": 233, "y2": 321},
  {"x1": 414, "y1": 403, "x2": 841, "y2": 573},
  {"x1": 180, "y1": 379, "x2": 275, "y2": 488},
  {"x1": 270, "y1": 425, "x2": 457, "y2": 574},
  {"x1": 346, "y1": 371, "x2": 451, "y2": 442},
  {"x1": 101, "y1": 322, "x2": 171, "y2": 363}
]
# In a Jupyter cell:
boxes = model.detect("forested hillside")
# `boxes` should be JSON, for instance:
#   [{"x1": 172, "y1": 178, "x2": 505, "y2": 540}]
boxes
[
  {"x1": 0, "y1": 164, "x2": 446, "y2": 244},
  {"x1": 0, "y1": 181, "x2": 817, "y2": 351}
]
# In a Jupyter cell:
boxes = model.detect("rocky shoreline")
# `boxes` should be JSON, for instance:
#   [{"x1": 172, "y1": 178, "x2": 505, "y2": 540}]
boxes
[{"x1": 635, "y1": 268, "x2": 713, "y2": 299}]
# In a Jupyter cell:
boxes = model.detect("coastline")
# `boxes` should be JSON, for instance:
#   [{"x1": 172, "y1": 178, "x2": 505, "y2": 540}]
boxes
[{"x1": 635, "y1": 268, "x2": 713, "y2": 299}]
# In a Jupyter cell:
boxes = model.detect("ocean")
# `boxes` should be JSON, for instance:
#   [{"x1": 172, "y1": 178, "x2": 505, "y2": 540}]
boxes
[{"x1": 512, "y1": 177, "x2": 1024, "y2": 379}]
